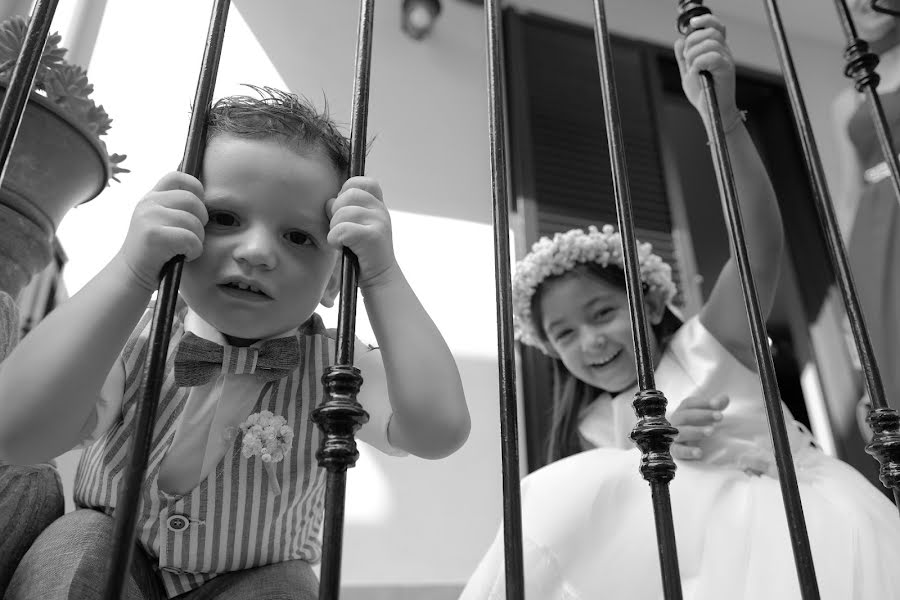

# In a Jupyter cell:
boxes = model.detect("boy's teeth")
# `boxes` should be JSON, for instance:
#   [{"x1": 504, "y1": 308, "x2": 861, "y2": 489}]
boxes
[{"x1": 227, "y1": 281, "x2": 263, "y2": 295}]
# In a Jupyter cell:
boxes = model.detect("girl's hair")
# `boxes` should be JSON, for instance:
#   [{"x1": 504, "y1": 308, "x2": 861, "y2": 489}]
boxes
[{"x1": 530, "y1": 262, "x2": 682, "y2": 464}]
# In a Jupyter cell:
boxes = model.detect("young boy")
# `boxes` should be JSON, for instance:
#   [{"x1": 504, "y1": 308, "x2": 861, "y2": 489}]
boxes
[{"x1": 0, "y1": 88, "x2": 469, "y2": 599}]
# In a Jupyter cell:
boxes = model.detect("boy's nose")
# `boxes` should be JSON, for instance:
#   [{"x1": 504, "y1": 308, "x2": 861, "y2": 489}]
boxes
[{"x1": 233, "y1": 229, "x2": 277, "y2": 269}]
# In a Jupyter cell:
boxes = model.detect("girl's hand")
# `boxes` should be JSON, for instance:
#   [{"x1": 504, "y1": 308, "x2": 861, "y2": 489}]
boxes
[
  {"x1": 674, "y1": 13, "x2": 739, "y2": 130},
  {"x1": 670, "y1": 393, "x2": 730, "y2": 460},
  {"x1": 117, "y1": 172, "x2": 208, "y2": 292},
  {"x1": 326, "y1": 177, "x2": 398, "y2": 290}
]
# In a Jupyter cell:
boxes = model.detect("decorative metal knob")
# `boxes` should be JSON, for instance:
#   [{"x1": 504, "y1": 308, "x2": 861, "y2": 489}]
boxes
[
  {"x1": 313, "y1": 364, "x2": 369, "y2": 472},
  {"x1": 866, "y1": 407, "x2": 900, "y2": 491},
  {"x1": 630, "y1": 388, "x2": 679, "y2": 485},
  {"x1": 676, "y1": 0, "x2": 711, "y2": 34}
]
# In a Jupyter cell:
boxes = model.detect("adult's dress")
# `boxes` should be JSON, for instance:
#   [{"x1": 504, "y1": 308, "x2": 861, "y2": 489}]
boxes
[{"x1": 846, "y1": 87, "x2": 900, "y2": 417}]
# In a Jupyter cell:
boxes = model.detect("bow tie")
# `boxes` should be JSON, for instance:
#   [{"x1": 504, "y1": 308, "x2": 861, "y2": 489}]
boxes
[{"x1": 173, "y1": 332, "x2": 302, "y2": 387}]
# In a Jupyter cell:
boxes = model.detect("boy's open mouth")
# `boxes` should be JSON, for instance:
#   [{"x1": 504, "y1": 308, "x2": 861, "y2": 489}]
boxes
[{"x1": 218, "y1": 280, "x2": 272, "y2": 300}]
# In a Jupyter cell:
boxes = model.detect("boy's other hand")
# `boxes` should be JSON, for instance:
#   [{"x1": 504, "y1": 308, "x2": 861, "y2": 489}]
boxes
[
  {"x1": 674, "y1": 13, "x2": 739, "y2": 130},
  {"x1": 118, "y1": 171, "x2": 208, "y2": 292},
  {"x1": 670, "y1": 393, "x2": 730, "y2": 460},
  {"x1": 326, "y1": 176, "x2": 398, "y2": 290}
]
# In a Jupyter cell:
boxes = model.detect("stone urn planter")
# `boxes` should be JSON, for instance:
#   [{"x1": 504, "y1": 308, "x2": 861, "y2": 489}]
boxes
[
  {"x1": 0, "y1": 81, "x2": 110, "y2": 299},
  {"x1": 0, "y1": 15, "x2": 126, "y2": 357}
]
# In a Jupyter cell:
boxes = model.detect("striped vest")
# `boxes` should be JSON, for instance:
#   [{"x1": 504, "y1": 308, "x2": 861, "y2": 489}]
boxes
[{"x1": 74, "y1": 303, "x2": 333, "y2": 597}]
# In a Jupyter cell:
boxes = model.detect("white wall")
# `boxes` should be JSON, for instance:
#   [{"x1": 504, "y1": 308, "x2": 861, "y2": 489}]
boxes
[{"x1": 45, "y1": 0, "x2": 849, "y2": 590}]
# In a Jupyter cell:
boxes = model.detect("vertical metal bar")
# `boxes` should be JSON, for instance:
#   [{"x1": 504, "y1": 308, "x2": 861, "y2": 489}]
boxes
[
  {"x1": 831, "y1": 0, "x2": 900, "y2": 509},
  {"x1": 675, "y1": 2, "x2": 820, "y2": 598},
  {"x1": 101, "y1": 2, "x2": 231, "y2": 598},
  {"x1": 311, "y1": 1, "x2": 374, "y2": 599},
  {"x1": 834, "y1": 0, "x2": 900, "y2": 205},
  {"x1": 761, "y1": 0, "x2": 900, "y2": 511},
  {"x1": 483, "y1": 1, "x2": 525, "y2": 598},
  {"x1": 590, "y1": 2, "x2": 682, "y2": 598},
  {"x1": 0, "y1": 0, "x2": 60, "y2": 185}
]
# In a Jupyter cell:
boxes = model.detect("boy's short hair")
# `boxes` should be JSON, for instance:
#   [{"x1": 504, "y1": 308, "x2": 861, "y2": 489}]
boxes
[{"x1": 207, "y1": 85, "x2": 351, "y2": 179}]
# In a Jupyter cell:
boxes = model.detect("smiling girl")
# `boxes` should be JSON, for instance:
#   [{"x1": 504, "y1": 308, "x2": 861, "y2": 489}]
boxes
[{"x1": 461, "y1": 13, "x2": 900, "y2": 600}]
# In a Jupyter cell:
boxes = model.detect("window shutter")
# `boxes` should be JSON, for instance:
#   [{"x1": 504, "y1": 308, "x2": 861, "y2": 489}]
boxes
[{"x1": 509, "y1": 12, "x2": 681, "y2": 296}]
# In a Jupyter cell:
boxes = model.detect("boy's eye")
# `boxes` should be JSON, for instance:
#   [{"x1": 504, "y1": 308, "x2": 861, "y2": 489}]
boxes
[
  {"x1": 208, "y1": 211, "x2": 238, "y2": 227},
  {"x1": 285, "y1": 230, "x2": 315, "y2": 246}
]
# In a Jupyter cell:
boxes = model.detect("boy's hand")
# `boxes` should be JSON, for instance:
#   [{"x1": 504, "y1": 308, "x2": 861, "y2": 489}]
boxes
[
  {"x1": 670, "y1": 393, "x2": 729, "y2": 460},
  {"x1": 327, "y1": 177, "x2": 398, "y2": 290},
  {"x1": 674, "y1": 13, "x2": 739, "y2": 130},
  {"x1": 118, "y1": 172, "x2": 208, "y2": 292}
]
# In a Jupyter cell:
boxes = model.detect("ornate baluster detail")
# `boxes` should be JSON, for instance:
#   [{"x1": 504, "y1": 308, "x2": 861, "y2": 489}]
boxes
[
  {"x1": 315, "y1": 366, "x2": 368, "y2": 471},
  {"x1": 0, "y1": 0, "x2": 59, "y2": 183},
  {"x1": 867, "y1": 408, "x2": 900, "y2": 500},
  {"x1": 832, "y1": 0, "x2": 900, "y2": 510},
  {"x1": 312, "y1": 364, "x2": 369, "y2": 599},
  {"x1": 590, "y1": 2, "x2": 683, "y2": 597},
  {"x1": 631, "y1": 389, "x2": 679, "y2": 485},
  {"x1": 759, "y1": 0, "x2": 900, "y2": 511},
  {"x1": 482, "y1": 0, "x2": 525, "y2": 598},
  {"x1": 311, "y1": 1, "x2": 375, "y2": 598},
  {"x1": 102, "y1": 2, "x2": 231, "y2": 598},
  {"x1": 675, "y1": 2, "x2": 820, "y2": 598},
  {"x1": 835, "y1": 0, "x2": 900, "y2": 202}
]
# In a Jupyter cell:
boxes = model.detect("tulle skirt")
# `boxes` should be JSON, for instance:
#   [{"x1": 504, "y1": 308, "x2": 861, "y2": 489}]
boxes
[{"x1": 460, "y1": 447, "x2": 900, "y2": 600}]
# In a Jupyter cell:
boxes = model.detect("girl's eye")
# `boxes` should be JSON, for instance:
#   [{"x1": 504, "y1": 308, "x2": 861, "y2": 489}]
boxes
[
  {"x1": 553, "y1": 329, "x2": 574, "y2": 343},
  {"x1": 285, "y1": 230, "x2": 315, "y2": 246},
  {"x1": 208, "y1": 211, "x2": 238, "y2": 227},
  {"x1": 592, "y1": 308, "x2": 614, "y2": 321}
]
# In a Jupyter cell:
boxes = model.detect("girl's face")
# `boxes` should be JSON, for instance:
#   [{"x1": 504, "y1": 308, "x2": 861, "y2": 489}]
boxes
[{"x1": 539, "y1": 272, "x2": 664, "y2": 394}]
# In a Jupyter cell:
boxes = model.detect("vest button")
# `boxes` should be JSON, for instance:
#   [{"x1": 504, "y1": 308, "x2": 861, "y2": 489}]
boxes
[{"x1": 166, "y1": 514, "x2": 190, "y2": 532}]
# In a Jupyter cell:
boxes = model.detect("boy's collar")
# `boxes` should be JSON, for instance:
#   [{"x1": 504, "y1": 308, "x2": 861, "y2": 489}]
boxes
[{"x1": 183, "y1": 307, "x2": 299, "y2": 346}]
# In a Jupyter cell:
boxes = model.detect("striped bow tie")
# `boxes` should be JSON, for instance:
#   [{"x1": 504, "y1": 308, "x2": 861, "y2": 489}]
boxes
[{"x1": 173, "y1": 332, "x2": 301, "y2": 387}]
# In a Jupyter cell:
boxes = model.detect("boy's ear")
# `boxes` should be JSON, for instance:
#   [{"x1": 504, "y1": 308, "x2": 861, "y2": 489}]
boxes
[
  {"x1": 644, "y1": 293, "x2": 667, "y2": 326},
  {"x1": 319, "y1": 263, "x2": 341, "y2": 308}
]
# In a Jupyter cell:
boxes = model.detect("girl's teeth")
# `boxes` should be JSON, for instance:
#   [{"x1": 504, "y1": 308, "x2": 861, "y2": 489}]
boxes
[{"x1": 237, "y1": 282, "x2": 249, "y2": 290}]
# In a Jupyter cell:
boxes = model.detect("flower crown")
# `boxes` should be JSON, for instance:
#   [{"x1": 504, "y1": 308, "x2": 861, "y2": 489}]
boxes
[{"x1": 512, "y1": 224, "x2": 677, "y2": 354}]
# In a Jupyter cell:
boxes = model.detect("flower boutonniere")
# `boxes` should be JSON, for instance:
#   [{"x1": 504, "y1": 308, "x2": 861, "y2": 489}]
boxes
[{"x1": 238, "y1": 410, "x2": 294, "y2": 496}]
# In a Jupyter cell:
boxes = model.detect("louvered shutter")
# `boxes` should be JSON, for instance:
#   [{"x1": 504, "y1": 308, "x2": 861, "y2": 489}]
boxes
[{"x1": 507, "y1": 11, "x2": 681, "y2": 297}]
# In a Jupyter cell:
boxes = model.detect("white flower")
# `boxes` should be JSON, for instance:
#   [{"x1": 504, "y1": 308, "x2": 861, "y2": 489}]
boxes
[
  {"x1": 239, "y1": 411, "x2": 294, "y2": 496},
  {"x1": 512, "y1": 224, "x2": 678, "y2": 355}
]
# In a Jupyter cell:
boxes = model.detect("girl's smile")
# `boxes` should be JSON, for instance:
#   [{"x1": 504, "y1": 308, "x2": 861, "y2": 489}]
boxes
[{"x1": 587, "y1": 348, "x2": 623, "y2": 369}]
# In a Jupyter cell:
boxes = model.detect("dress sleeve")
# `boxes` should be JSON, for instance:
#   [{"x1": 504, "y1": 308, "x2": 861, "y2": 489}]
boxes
[{"x1": 665, "y1": 316, "x2": 815, "y2": 472}]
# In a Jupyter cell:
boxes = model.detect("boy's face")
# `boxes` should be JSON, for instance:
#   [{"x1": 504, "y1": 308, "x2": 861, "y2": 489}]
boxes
[{"x1": 180, "y1": 135, "x2": 342, "y2": 341}]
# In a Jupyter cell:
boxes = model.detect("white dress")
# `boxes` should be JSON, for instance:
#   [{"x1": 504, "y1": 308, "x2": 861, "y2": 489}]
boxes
[{"x1": 461, "y1": 317, "x2": 900, "y2": 599}]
